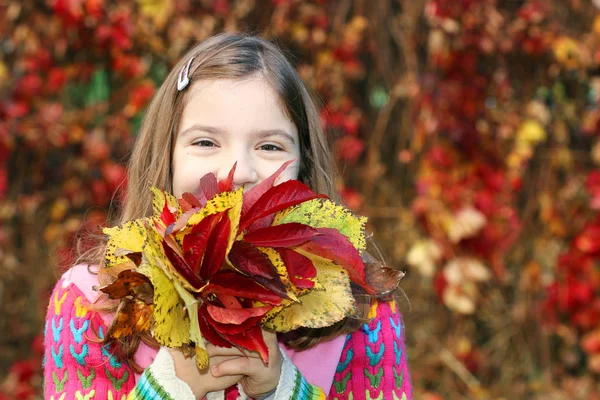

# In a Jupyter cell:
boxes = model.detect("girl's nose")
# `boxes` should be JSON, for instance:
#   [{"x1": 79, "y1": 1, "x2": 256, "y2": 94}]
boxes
[{"x1": 218, "y1": 158, "x2": 258, "y2": 189}]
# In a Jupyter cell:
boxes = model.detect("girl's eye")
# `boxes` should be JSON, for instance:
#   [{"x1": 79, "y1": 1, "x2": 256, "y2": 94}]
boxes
[
  {"x1": 260, "y1": 144, "x2": 283, "y2": 151},
  {"x1": 193, "y1": 140, "x2": 216, "y2": 147}
]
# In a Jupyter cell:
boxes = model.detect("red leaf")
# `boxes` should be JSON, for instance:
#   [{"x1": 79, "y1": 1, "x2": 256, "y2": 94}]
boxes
[
  {"x1": 183, "y1": 211, "x2": 225, "y2": 273},
  {"x1": 199, "y1": 213, "x2": 231, "y2": 281},
  {"x1": 575, "y1": 224, "x2": 600, "y2": 256},
  {"x1": 240, "y1": 180, "x2": 326, "y2": 232},
  {"x1": 278, "y1": 248, "x2": 316, "y2": 289},
  {"x1": 198, "y1": 308, "x2": 232, "y2": 348},
  {"x1": 199, "y1": 173, "x2": 219, "y2": 201},
  {"x1": 242, "y1": 160, "x2": 296, "y2": 214},
  {"x1": 299, "y1": 228, "x2": 373, "y2": 293},
  {"x1": 229, "y1": 241, "x2": 278, "y2": 279},
  {"x1": 221, "y1": 325, "x2": 269, "y2": 364},
  {"x1": 203, "y1": 271, "x2": 282, "y2": 305},
  {"x1": 243, "y1": 223, "x2": 320, "y2": 248},
  {"x1": 161, "y1": 241, "x2": 203, "y2": 289},
  {"x1": 160, "y1": 193, "x2": 176, "y2": 226},
  {"x1": 180, "y1": 192, "x2": 203, "y2": 212},
  {"x1": 254, "y1": 275, "x2": 290, "y2": 300},
  {"x1": 207, "y1": 313, "x2": 265, "y2": 335},
  {"x1": 218, "y1": 163, "x2": 237, "y2": 192},
  {"x1": 206, "y1": 303, "x2": 271, "y2": 324}
]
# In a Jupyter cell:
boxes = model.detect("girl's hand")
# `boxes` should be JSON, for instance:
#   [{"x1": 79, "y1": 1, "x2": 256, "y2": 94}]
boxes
[
  {"x1": 168, "y1": 348, "x2": 243, "y2": 399},
  {"x1": 208, "y1": 330, "x2": 282, "y2": 399}
]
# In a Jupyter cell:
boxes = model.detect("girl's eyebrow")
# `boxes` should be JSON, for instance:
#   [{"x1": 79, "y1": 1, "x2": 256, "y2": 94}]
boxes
[
  {"x1": 179, "y1": 124, "x2": 296, "y2": 144},
  {"x1": 251, "y1": 129, "x2": 296, "y2": 145}
]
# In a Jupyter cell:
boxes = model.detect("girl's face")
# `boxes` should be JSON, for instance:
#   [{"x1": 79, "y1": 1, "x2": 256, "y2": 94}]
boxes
[{"x1": 172, "y1": 76, "x2": 301, "y2": 197}]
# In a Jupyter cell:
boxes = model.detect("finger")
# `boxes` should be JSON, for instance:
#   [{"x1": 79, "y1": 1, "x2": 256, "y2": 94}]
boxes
[
  {"x1": 206, "y1": 344, "x2": 262, "y2": 359},
  {"x1": 211, "y1": 356, "x2": 258, "y2": 377}
]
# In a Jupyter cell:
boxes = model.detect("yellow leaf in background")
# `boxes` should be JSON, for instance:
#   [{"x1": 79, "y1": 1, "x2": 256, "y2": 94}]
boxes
[
  {"x1": 516, "y1": 119, "x2": 547, "y2": 146},
  {"x1": 150, "y1": 186, "x2": 180, "y2": 219},
  {"x1": 137, "y1": 0, "x2": 173, "y2": 29},
  {"x1": 103, "y1": 219, "x2": 152, "y2": 268},
  {"x1": 273, "y1": 199, "x2": 367, "y2": 251},
  {"x1": 139, "y1": 262, "x2": 189, "y2": 348},
  {"x1": 553, "y1": 36, "x2": 581, "y2": 68},
  {"x1": 261, "y1": 254, "x2": 355, "y2": 332}
]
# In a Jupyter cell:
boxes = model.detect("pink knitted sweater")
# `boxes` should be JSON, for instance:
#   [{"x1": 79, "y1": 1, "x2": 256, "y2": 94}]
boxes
[{"x1": 43, "y1": 265, "x2": 412, "y2": 399}]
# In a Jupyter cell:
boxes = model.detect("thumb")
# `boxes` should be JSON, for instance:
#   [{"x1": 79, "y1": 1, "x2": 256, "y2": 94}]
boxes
[{"x1": 211, "y1": 357, "x2": 253, "y2": 377}]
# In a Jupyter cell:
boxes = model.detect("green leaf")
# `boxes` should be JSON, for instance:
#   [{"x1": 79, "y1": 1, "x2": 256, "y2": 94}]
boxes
[{"x1": 85, "y1": 69, "x2": 110, "y2": 106}]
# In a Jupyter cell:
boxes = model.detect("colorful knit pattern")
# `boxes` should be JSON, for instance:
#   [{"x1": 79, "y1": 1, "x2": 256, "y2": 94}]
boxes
[
  {"x1": 329, "y1": 300, "x2": 412, "y2": 400},
  {"x1": 290, "y1": 368, "x2": 327, "y2": 400},
  {"x1": 127, "y1": 369, "x2": 174, "y2": 400},
  {"x1": 43, "y1": 278, "x2": 162, "y2": 399},
  {"x1": 43, "y1": 272, "x2": 412, "y2": 400}
]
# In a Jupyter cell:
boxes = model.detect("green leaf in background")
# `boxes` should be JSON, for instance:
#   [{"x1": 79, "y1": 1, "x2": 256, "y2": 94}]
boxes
[
  {"x1": 370, "y1": 85, "x2": 389, "y2": 109},
  {"x1": 85, "y1": 69, "x2": 110, "y2": 106}
]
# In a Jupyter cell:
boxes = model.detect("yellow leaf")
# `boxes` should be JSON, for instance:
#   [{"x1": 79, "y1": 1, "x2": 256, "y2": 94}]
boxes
[
  {"x1": 150, "y1": 186, "x2": 180, "y2": 219},
  {"x1": 169, "y1": 273, "x2": 208, "y2": 370},
  {"x1": 137, "y1": 0, "x2": 173, "y2": 29},
  {"x1": 143, "y1": 221, "x2": 200, "y2": 292},
  {"x1": 261, "y1": 253, "x2": 356, "y2": 332},
  {"x1": 516, "y1": 119, "x2": 546, "y2": 146},
  {"x1": 184, "y1": 188, "x2": 243, "y2": 227},
  {"x1": 273, "y1": 199, "x2": 367, "y2": 251},
  {"x1": 103, "y1": 219, "x2": 152, "y2": 268},
  {"x1": 138, "y1": 262, "x2": 189, "y2": 347}
]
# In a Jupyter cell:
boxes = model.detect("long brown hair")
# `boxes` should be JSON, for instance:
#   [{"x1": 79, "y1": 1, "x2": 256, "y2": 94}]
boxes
[{"x1": 81, "y1": 33, "x2": 398, "y2": 367}]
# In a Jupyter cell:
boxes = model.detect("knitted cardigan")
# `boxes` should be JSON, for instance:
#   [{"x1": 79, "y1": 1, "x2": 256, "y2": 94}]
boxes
[{"x1": 43, "y1": 266, "x2": 412, "y2": 400}]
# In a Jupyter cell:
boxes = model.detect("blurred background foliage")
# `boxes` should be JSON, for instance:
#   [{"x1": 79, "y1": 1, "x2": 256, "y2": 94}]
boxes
[{"x1": 2, "y1": 0, "x2": 600, "y2": 398}]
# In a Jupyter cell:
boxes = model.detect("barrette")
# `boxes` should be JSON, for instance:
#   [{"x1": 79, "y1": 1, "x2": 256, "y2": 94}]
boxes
[{"x1": 177, "y1": 57, "x2": 195, "y2": 91}]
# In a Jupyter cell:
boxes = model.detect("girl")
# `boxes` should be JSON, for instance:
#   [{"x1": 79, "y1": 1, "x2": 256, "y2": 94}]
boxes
[{"x1": 43, "y1": 33, "x2": 413, "y2": 400}]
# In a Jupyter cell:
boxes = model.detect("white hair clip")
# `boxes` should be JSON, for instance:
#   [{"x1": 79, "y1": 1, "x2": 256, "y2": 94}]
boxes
[{"x1": 177, "y1": 57, "x2": 195, "y2": 91}]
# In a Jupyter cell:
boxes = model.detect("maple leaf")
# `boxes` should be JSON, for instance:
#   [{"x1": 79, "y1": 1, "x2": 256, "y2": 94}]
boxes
[
  {"x1": 106, "y1": 297, "x2": 153, "y2": 339},
  {"x1": 100, "y1": 269, "x2": 151, "y2": 300}
]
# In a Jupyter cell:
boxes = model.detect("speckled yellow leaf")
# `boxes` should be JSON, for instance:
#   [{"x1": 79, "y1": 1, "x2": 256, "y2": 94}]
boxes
[
  {"x1": 103, "y1": 218, "x2": 152, "y2": 268},
  {"x1": 261, "y1": 253, "x2": 356, "y2": 332},
  {"x1": 256, "y1": 247, "x2": 302, "y2": 301},
  {"x1": 143, "y1": 221, "x2": 201, "y2": 293},
  {"x1": 170, "y1": 275, "x2": 208, "y2": 370},
  {"x1": 274, "y1": 199, "x2": 367, "y2": 251},
  {"x1": 138, "y1": 262, "x2": 189, "y2": 347},
  {"x1": 150, "y1": 186, "x2": 180, "y2": 218}
]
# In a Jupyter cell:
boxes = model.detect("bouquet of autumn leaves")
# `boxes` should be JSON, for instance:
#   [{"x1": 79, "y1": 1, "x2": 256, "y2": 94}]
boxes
[{"x1": 99, "y1": 161, "x2": 378, "y2": 369}]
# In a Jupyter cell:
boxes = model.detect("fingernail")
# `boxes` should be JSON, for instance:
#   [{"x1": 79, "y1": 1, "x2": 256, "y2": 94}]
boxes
[{"x1": 211, "y1": 366, "x2": 219, "y2": 376}]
